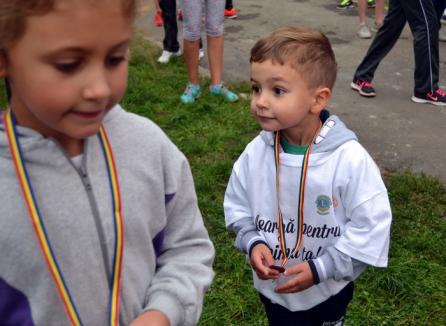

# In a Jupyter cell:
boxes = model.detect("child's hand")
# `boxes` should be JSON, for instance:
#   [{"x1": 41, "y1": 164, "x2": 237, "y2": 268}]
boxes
[
  {"x1": 130, "y1": 310, "x2": 170, "y2": 326},
  {"x1": 274, "y1": 261, "x2": 314, "y2": 293},
  {"x1": 250, "y1": 243, "x2": 280, "y2": 280}
]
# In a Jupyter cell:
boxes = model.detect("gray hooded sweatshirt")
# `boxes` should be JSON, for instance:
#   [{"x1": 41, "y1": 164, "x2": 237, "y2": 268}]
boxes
[{"x1": 0, "y1": 105, "x2": 215, "y2": 325}]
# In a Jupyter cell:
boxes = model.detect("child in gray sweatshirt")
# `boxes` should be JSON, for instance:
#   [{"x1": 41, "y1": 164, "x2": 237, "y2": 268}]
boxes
[{"x1": 0, "y1": 1, "x2": 214, "y2": 325}]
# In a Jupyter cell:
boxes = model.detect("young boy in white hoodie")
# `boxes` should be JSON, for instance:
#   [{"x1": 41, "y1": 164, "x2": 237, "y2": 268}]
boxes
[{"x1": 224, "y1": 26, "x2": 392, "y2": 325}]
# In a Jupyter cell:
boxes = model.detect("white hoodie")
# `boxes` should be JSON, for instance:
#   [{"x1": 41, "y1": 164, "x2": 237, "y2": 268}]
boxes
[{"x1": 224, "y1": 114, "x2": 392, "y2": 311}]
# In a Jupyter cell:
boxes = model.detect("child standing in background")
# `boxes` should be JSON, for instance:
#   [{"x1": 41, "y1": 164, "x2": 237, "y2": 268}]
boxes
[
  {"x1": 0, "y1": 0, "x2": 214, "y2": 325},
  {"x1": 224, "y1": 26, "x2": 392, "y2": 325},
  {"x1": 180, "y1": 0, "x2": 239, "y2": 104},
  {"x1": 157, "y1": 0, "x2": 182, "y2": 63},
  {"x1": 357, "y1": 0, "x2": 385, "y2": 38}
]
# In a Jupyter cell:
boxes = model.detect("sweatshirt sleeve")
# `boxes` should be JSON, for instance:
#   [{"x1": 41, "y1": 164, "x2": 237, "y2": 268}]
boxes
[
  {"x1": 332, "y1": 143, "x2": 392, "y2": 268},
  {"x1": 311, "y1": 247, "x2": 367, "y2": 283},
  {"x1": 224, "y1": 155, "x2": 266, "y2": 254},
  {"x1": 144, "y1": 141, "x2": 215, "y2": 326},
  {"x1": 309, "y1": 144, "x2": 391, "y2": 284}
]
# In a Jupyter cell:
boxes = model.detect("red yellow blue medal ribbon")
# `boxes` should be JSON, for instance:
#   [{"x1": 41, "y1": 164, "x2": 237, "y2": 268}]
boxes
[
  {"x1": 3, "y1": 110, "x2": 124, "y2": 326},
  {"x1": 274, "y1": 130, "x2": 312, "y2": 268}
]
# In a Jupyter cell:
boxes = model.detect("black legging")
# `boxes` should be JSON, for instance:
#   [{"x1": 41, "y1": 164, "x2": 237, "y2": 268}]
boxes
[{"x1": 159, "y1": 0, "x2": 180, "y2": 53}]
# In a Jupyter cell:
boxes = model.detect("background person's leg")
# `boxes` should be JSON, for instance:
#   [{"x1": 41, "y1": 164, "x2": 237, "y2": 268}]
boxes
[{"x1": 354, "y1": 0, "x2": 406, "y2": 83}]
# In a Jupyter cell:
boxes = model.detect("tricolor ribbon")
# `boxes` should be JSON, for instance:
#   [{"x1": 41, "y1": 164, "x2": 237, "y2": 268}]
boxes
[
  {"x1": 274, "y1": 130, "x2": 312, "y2": 268},
  {"x1": 4, "y1": 110, "x2": 124, "y2": 326}
]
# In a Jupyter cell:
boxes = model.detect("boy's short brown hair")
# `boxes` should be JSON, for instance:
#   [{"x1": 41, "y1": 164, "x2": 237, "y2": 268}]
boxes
[
  {"x1": 250, "y1": 26, "x2": 337, "y2": 90},
  {"x1": 0, "y1": 0, "x2": 137, "y2": 51}
]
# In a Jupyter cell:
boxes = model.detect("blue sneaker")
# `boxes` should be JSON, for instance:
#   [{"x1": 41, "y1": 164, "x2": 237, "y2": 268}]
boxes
[
  {"x1": 209, "y1": 83, "x2": 239, "y2": 102},
  {"x1": 180, "y1": 83, "x2": 201, "y2": 104}
]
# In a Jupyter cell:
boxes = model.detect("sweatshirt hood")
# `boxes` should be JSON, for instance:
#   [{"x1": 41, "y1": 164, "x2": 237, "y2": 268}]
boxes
[
  {"x1": 259, "y1": 113, "x2": 358, "y2": 153},
  {"x1": 0, "y1": 112, "x2": 46, "y2": 158}
]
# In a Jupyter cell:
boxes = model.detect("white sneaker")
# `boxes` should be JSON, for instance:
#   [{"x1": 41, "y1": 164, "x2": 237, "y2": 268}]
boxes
[
  {"x1": 199, "y1": 48, "x2": 205, "y2": 60},
  {"x1": 157, "y1": 49, "x2": 182, "y2": 64},
  {"x1": 370, "y1": 21, "x2": 383, "y2": 33},
  {"x1": 357, "y1": 23, "x2": 372, "y2": 39}
]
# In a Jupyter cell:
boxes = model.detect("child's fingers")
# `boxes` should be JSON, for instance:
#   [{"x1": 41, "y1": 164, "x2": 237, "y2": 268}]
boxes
[
  {"x1": 255, "y1": 269, "x2": 280, "y2": 280},
  {"x1": 274, "y1": 276, "x2": 302, "y2": 293},
  {"x1": 274, "y1": 262, "x2": 314, "y2": 293},
  {"x1": 252, "y1": 257, "x2": 279, "y2": 279},
  {"x1": 263, "y1": 251, "x2": 276, "y2": 268},
  {"x1": 284, "y1": 262, "x2": 313, "y2": 286},
  {"x1": 256, "y1": 271, "x2": 271, "y2": 280},
  {"x1": 260, "y1": 251, "x2": 281, "y2": 278},
  {"x1": 283, "y1": 262, "x2": 304, "y2": 276},
  {"x1": 259, "y1": 259, "x2": 278, "y2": 278},
  {"x1": 253, "y1": 263, "x2": 272, "y2": 280},
  {"x1": 250, "y1": 244, "x2": 281, "y2": 279},
  {"x1": 251, "y1": 252, "x2": 269, "y2": 274}
]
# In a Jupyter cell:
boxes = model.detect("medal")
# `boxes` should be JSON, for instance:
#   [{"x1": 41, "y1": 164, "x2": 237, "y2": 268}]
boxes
[
  {"x1": 273, "y1": 128, "x2": 316, "y2": 268},
  {"x1": 4, "y1": 110, "x2": 124, "y2": 326}
]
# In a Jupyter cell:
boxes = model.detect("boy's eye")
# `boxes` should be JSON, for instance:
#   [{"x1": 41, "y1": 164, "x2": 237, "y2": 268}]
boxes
[
  {"x1": 107, "y1": 56, "x2": 126, "y2": 67},
  {"x1": 274, "y1": 87, "x2": 286, "y2": 95},
  {"x1": 251, "y1": 85, "x2": 261, "y2": 93},
  {"x1": 54, "y1": 61, "x2": 80, "y2": 73}
]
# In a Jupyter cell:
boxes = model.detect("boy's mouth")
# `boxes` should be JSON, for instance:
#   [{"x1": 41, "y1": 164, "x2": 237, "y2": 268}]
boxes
[
  {"x1": 71, "y1": 110, "x2": 104, "y2": 119},
  {"x1": 257, "y1": 115, "x2": 275, "y2": 121}
]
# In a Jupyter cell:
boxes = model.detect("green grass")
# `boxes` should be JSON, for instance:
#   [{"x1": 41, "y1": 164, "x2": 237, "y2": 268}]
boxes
[{"x1": 2, "y1": 35, "x2": 445, "y2": 325}]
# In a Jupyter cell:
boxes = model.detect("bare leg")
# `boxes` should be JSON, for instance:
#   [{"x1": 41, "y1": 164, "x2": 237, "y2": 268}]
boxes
[
  {"x1": 358, "y1": 0, "x2": 367, "y2": 24},
  {"x1": 207, "y1": 35, "x2": 224, "y2": 85},
  {"x1": 375, "y1": 0, "x2": 385, "y2": 26},
  {"x1": 184, "y1": 39, "x2": 200, "y2": 84}
]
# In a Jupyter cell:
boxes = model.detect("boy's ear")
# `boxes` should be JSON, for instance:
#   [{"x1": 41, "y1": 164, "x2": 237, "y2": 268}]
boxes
[{"x1": 310, "y1": 87, "x2": 331, "y2": 114}]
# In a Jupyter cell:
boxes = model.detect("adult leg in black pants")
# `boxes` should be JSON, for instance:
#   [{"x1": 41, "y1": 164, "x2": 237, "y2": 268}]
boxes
[
  {"x1": 158, "y1": 0, "x2": 181, "y2": 63},
  {"x1": 351, "y1": 0, "x2": 445, "y2": 106},
  {"x1": 433, "y1": 0, "x2": 446, "y2": 22}
]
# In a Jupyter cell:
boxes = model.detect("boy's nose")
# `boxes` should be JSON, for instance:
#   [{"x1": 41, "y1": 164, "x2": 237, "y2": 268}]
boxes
[
  {"x1": 255, "y1": 92, "x2": 269, "y2": 109},
  {"x1": 82, "y1": 69, "x2": 112, "y2": 101}
]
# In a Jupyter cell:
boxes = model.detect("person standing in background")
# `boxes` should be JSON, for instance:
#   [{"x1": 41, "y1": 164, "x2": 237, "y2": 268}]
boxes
[
  {"x1": 357, "y1": 0, "x2": 385, "y2": 38},
  {"x1": 225, "y1": 0, "x2": 238, "y2": 19},
  {"x1": 158, "y1": 0, "x2": 182, "y2": 63},
  {"x1": 433, "y1": 0, "x2": 446, "y2": 41},
  {"x1": 180, "y1": 0, "x2": 239, "y2": 104},
  {"x1": 157, "y1": 0, "x2": 205, "y2": 63},
  {"x1": 351, "y1": 0, "x2": 446, "y2": 106}
]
